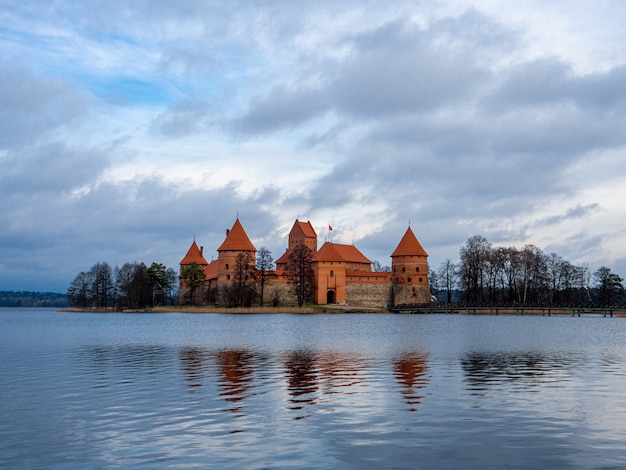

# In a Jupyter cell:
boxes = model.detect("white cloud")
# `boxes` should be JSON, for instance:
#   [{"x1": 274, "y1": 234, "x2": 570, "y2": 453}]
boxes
[{"x1": 1, "y1": 0, "x2": 626, "y2": 291}]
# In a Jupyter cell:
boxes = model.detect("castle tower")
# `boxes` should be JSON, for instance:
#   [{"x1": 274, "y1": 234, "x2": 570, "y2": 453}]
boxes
[
  {"x1": 216, "y1": 218, "x2": 256, "y2": 285},
  {"x1": 179, "y1": 240, "x2": 210, "y2": 303},
  {"x1": 391, "y1": 226, "x2": 429, "y2": 290},
  {"x1": 275, "y1": 219, "x2": 318, "y2": 270},
  {"x1": 288, "y1": 220, "x2": 317, "y2": 254}
]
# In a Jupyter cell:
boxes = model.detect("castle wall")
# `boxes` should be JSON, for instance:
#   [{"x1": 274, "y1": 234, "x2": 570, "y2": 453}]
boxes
[
  {"x1": 345, "y1": 281, "x2": 392, "y2": 308},
  {"x1": 392, "y1": 284, "x2": 432, "y2": 305}
]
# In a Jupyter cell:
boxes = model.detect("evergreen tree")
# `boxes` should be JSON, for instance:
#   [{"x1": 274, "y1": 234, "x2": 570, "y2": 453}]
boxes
[{"x1": 180, "y1": 261, "x2": 206, "y2": 305}]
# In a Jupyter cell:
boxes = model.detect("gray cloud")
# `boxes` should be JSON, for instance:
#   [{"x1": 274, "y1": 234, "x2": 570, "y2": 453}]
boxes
[
  {"x1": 0, "y1": 68, "x2": 91, "y2": 147},
  {"x1": 1, "y1": 2, "x2": 626, "y2": 291}
]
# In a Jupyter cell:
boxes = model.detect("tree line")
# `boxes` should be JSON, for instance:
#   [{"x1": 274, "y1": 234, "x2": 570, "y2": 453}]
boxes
[
  {"x1": 430, "y1": 235, "x2": 625, "y2": 306},
  {"x1": 67, "y1": 261, "x2": 178, "y2": 309},
  {"x1": 0, "y1": 291, "x2": 69, "y2": 308}
]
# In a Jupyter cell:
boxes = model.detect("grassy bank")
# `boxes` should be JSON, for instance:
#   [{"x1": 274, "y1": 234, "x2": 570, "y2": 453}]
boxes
[{"x1": 59, "y1": 304, "x2": 386, "y2": 314}]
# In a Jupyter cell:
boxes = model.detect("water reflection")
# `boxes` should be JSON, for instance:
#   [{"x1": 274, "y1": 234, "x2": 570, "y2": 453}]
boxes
[
  {"x1": 74, "y1": 345, "x2": 170, "y2": 388},
  {"x1": 179, "y1": 347, "x2": 211, "y2": 391},
  {"x1": 461, "y1": 351, "x2": 574, "y2": 393},
  {"x1": 394, "y1": 352, "x2": 429, "y2": 411},
  {"x1": 283, "y1": 350, "x2": 319, "y2": 417},
  {"x1": 316, "y1": 351, "x2": 367, "y2": 392},
  {"x1": 74, "y1": 345, "x2": 431, "y2": 419},
  {"x1": 215, "y1": 349, "x2": 255, "y2": 414}
]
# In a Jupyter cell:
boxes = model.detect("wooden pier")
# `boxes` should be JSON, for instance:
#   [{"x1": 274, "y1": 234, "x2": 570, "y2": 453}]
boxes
[{"x1": 389, "y1": 305, "x2": 626, "y2": 317}]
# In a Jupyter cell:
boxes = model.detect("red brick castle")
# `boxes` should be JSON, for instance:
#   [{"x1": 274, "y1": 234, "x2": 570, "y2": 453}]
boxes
[{"x1": 180, "y1": 218, "x2": 431, "y2": 308}]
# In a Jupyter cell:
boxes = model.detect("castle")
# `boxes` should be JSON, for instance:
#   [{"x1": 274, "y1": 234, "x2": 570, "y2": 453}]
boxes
[{"x1": 179, "y1": 218, "x2": 431, "y2": 308}]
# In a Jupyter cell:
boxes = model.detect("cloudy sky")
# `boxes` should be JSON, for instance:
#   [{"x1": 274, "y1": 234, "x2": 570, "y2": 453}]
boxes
[{"x1": 2, "y1": 0, "x2": 626, "y2": 292}]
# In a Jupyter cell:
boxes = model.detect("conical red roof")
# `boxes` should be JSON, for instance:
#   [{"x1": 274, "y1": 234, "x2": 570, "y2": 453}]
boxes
[
  {"x1": 180, "y1": 240, "x2": 209, "y2": 265},
  {"x1": 217, "y1": 219, "x2": 256, "y2": 252},
  {"x1": 391, "y1": 227, "x2": 428, "y2": 257}
]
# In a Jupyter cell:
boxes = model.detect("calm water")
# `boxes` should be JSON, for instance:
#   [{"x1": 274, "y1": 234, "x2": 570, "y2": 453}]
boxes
[{"x1": 2, "y1": 309, "x2": 626, "y2": 469}]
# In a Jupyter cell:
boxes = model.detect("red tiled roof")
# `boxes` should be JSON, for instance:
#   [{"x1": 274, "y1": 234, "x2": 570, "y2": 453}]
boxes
[
  {"x1": 180, "y1": 240, "x2": 209, "y2": 265},
  {"x1": 391, "y1": 227, "x2": 428, "y2": 257},
  {"x1": 313, "y1": 242, "x2": 371, "y2": 264},
  {"x1": 217, "y1": 219, "x2": 256, "y2": 252},
  {"x1": 204, "y1": 260, "x2": 218, "y2": 280},
  {"x1": 293, "y1": 219, "x2": 317, "y2": 238},
  {"x1": 275, "y1": 249, "x2": 290, "y2": 265}
]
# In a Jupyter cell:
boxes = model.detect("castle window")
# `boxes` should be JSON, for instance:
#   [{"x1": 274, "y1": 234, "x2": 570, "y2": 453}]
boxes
[
  {"x1": 225, "y1": 264, "x2": 229, "y2": 270},
  {"x1": 407, "y1": 277, "x2": 412, "y2": 283},
  {"x1": 330, "y1": 270, "x2": 334, "y2": 277},
  {"x1": 402, "y1": 267, "x2": 406, "y2": 272},
  {"x1": 226, "y1": 274, "x2": 230, "y2": 280},
  {"x1": 419, "y1": 277, "x2": 423, "y2": 283},
  {"x1": 416, "y1": 267, "x2": 420, "y2": 272}
]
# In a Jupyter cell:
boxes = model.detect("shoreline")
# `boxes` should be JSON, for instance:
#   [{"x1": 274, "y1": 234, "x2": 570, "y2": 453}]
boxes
[{"x1": 58, "y1": 305, "x2": 387, "y2": 314}]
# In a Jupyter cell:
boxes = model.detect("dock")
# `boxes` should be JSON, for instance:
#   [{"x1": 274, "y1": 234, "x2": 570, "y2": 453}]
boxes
[{"x1": 389, "y1": 305, "x2": 626, "y2": 317}]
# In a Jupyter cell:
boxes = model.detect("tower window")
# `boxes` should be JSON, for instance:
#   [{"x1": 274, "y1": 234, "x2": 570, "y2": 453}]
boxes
[
  {"x1": 419, "y1": 277, "x2": 423, "y2": 283},
  {"x1": 226, "y1": 274, "x2": 230, "y2": 280},
  {"x1": 225, "y1": 264, "x2": 229, "y2": 270},
  {"x1": 408, "y1": 277, "x2": 412, "y2": 283},
  {"x1": 416, "y1": 267, "x2": 420, "y2": 272},
  {"x1": 330, "y1": 270, "x2": 334, "y2": 277},
  {"x1": 402, "y1": 267, "x2": 406, "y2": 272}
]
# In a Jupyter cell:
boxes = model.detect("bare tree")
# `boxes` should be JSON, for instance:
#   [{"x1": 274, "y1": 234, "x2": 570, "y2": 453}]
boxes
[
  {"x1": 67, "y1": 271, "x2": 93, "y2": 308},
  {"x1": 459, "y1": 235, "x2": 491, "y2": 303},
  {"x1": 90, "y1": 262, "x2": 114, "y2": 308},
  {"x1": 372, "y1": 260, "x2": 391, "y2": 272},
  {"x1": 224, "y1": 252, "x2": 258, "y2": 307},
  {"x1": 437, "y1": 259, "x2": 457, "y2": 303},
  {"x1": 256, "y1": 247, "x2": 276, "y2": 306},
  {"x1": 285, "y1": 243, "x2": 315, "y2": 307},
  {"x1": 594, "y1": 266, "x2": 625, "y2": 305}
]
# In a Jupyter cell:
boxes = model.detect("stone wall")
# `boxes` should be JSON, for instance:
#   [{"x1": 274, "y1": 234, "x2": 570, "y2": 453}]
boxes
[
  {"x1": 392, "y1": 284, "x2": 432, "y2": 305},
  {"x1": 345, "y1": 282, "x2": 392, "y2": 308},
  {"x1": 262, "y1": 282, "x2": 296, "y2": 305}
]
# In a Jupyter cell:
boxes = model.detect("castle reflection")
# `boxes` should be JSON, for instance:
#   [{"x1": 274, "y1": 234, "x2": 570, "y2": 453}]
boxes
[
  {"x1": 176, "y1": 347, "x2": 431, "y2": 418},
  {"x1": 393, "y1": 352, "x2": 429, "y2": 412},
  {"x1": 215, "y1": 349, "x2": 255, "y2": 413}
]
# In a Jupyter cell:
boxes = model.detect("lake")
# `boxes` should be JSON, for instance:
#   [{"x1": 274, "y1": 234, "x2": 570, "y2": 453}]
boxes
[{"x1": 1, "y1": 308, "x2": 626, "y2": 469}]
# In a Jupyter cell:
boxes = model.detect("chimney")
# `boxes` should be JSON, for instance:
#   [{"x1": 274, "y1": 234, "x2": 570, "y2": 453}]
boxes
[
  {"x1": 200, "y1": 246, "x2": 203, "y2": 255},
  {"x1": 226, "y1": 229, "x2": 230, "y2": 236}
]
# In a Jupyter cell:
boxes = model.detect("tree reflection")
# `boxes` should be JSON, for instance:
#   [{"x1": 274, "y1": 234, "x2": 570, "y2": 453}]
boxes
[
  {"x1": 461, "y1": 351, "x2": 569, "y2": 393},
  {"x1": 394, "y1": 352, "x2": 429, "y2": 412},
  {"x1": 284, "y1": 350, "x2": 318, "y2": 416},
  {"x1": 179, "y1": 347, "x2": 210, "y2": 392}
]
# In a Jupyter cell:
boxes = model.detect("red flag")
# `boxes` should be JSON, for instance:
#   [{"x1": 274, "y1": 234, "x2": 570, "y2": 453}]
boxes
[{"x1": 328, "y1": 225, "x2": 333, "y2": 231}]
